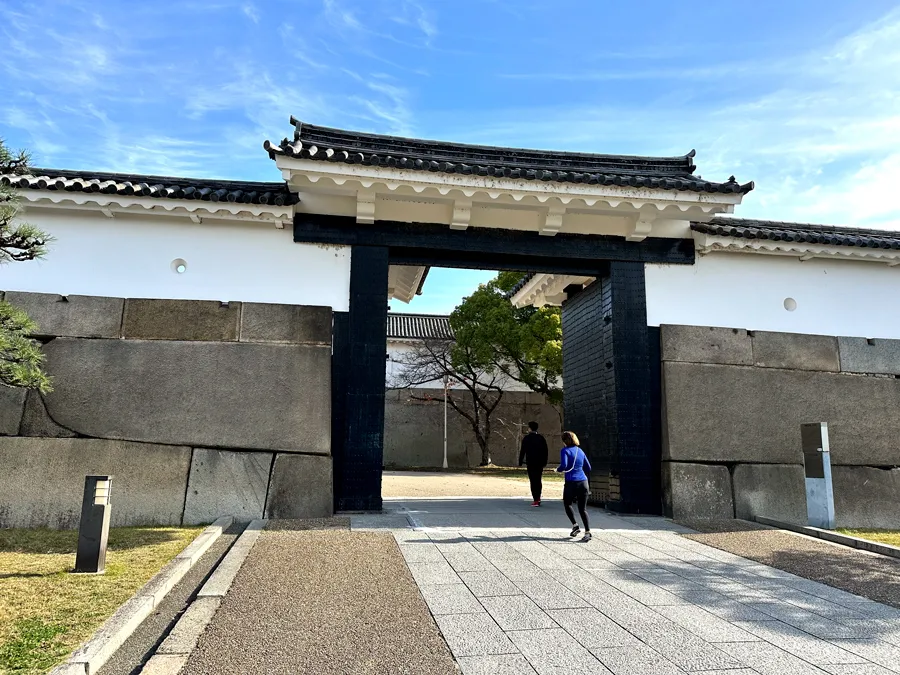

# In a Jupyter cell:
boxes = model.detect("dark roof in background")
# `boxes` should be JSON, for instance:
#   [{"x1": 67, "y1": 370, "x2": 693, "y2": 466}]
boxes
[
  {"x1": 1, "y1": 169, "x2": 298, "y2": 206},
  {"x1": 387, "y1": 313, "x2": 454, "y2": 340},
  {"x1": 266, "y1": 119, "x2": 754, "y2": 195},
  {"x1": 692, "y1": 217, "x2": 900, "y2": 250}
]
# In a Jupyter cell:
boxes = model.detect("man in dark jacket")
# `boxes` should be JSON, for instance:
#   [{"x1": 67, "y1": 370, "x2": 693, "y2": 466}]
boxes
[{"x1": 519, "y1": 421, "x2": 549, "y2": 506}]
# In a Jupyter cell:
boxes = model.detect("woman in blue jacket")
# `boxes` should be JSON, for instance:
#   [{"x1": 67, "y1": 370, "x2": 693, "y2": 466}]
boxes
[{"x1": 555, "y1": 431, "x2": 592, "y2": 542}]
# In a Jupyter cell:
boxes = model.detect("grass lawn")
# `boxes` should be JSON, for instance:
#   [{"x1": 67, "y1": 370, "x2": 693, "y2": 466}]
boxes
[
  {"x1": 0, "y1": 526, "x2": 202, "y2": 674},
  {"x1": 836, "y1": 529, "x2": 900, "y2": 548}
]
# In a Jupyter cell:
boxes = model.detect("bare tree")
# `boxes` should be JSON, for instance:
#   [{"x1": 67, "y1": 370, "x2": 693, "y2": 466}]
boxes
[{"x1": 389, "y1": 338, "x2": 507, "y2": 466}]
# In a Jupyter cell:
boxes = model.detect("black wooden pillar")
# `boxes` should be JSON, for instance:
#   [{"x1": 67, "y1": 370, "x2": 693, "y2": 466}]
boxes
[
  {"x1": 562, "y1": 261, "x2": 660, "y2": 514},
  {"x1": 336, "y1": 245, "x2": 389, "y2": 511}
]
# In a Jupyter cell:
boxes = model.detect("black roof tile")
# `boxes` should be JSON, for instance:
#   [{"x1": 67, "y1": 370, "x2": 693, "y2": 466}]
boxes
[
  {"x1": 265, "y1": 119, "x2": 754, "y2": 195},
  {"x1": 506, "y1": 273, "x2": 537, "y2": 298},
  {"x1": 1, "y1": 168, "x2": 298, "y2": 206},
  {"x1": 387, "y1": 313, "x2": 454, "y2": 340},
  {"x1": 692, "y1": 217, "x2": 900, "y2": 250}
]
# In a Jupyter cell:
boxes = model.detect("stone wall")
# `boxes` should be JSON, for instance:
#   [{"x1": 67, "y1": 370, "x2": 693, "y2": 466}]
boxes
[
  {"x1": 384, "y1": 388, "x2": 562, "y2": 468},
  {"x1": 0, "y1": 291, "x2": 334, "y2": 528},
  {"x1": 661, "y1": 325, "x2": 900, "y2": 528}
]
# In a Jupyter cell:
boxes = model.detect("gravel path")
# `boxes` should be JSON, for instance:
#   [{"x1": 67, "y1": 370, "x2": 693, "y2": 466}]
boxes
[
  {"x1": 382, "y1": 470, "x2": 564, "y2": 499},
  {"x1": 183, "y1": 527, "x2": 458, "y2": 674},
  {"x1": 98, "y1": 523, "x2": 243, "y2": 675},
  {"x1": 682, "y1": 519, "x2": 900, "y2": 608}
]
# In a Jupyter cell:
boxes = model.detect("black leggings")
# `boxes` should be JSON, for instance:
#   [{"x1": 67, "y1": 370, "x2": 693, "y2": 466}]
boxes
[
  {"x1": 526, "y1": 464, "x2": 543, "y2": 502},
  {"x1": 563, "y1": 480, "x2": 590, "y2": 531}
]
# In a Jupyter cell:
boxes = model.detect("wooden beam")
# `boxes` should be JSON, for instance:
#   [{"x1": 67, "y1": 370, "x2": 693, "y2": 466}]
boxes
[{"x1": 294, "y1": 214, "x2": 695, "y2": 265}]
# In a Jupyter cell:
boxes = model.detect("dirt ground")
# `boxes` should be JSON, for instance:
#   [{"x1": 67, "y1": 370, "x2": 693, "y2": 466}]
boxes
[{"x1": 382, "y1": 470, "x2": 565, "y2": 498}]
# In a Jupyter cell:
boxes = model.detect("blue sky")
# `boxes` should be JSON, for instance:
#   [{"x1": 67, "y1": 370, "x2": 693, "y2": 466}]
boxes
[{"x1": 2, "y1": 0, "x2": 899, "y2": 314}]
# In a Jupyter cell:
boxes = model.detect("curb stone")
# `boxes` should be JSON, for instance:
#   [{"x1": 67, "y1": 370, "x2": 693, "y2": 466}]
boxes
[
  {"x1": 50, "y1": 516, "x2": 233, "y2": 675},
  {"x1": 139, "y1": 519, "x2": 267, "y2": 675},
  {"x1": 755, "y1": 516, "x2": 900, "y2": 560}
]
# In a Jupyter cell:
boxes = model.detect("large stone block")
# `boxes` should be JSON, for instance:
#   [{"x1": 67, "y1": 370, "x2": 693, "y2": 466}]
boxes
[
  {"x1": 732, "y1": 463, "x2": 807, "y2": 525},
  {"x1": 660, "y1": 325, "x2": 752, "y2": 365},
  {"x1": 3, "y1": 291, "x2": 123, "y2": 338},
  {"x1": 240, "y1": 303, "x2": 332, "y2": 345},
  {"x1": 182, "y1": 449, "x2": 273, "y2": 525},
  {"x1": 19, "y1": 390, "x2": 77, "y2": 437},
  {"x1": 662, "y1": 462, "x2": 734, "y2": 520},
  {"x1": 0, "y1": 386, "x2": 25, "y2": 435},
  {"x1": 833, "y1": 466, "x2": 900, "y2": 529},
  {"x1": 662, "y1": 361, "x2": 900, "y2": 466},
  {"x1": 42, "y1": 339, "x2": 331, "y2": 453},
  {"x1": 264, "y1": 453, "x2": 333, "y2": 518},
  {"x1": 752, "y1": 331, "x2": 840, "y2": 372},
  {"x1": 839, "y1": 337, "x2": 900, "y2": 376},
  {"x1": 122, "y1": 299, "x2": 240, "y2": 341},
  {"x1": 0, "y1": 437, "x2": 190, "y2": 528}
]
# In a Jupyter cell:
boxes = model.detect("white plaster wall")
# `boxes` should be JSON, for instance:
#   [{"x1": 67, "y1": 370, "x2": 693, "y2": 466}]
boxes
[
  {"x1": 647, "y1": 253, "x2": 900, "y2": 339},
  {"x1": 386, "y1": 340, "x2": 533, "y2": 391},
  {"x1": 1, "y1": 209, "x2": 351, "y2": 310}
]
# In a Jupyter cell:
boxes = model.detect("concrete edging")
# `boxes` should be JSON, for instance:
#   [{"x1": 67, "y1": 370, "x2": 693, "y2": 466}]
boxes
[
  {"x1": 755, "y1": 516, "x2": 900, "y2": 560},
  {"x1": 50, "y1": 516, "x2": 234, "y2": 675},
  {"x1": 139, "y1": 519, "x2": 268, "y2": 675}
]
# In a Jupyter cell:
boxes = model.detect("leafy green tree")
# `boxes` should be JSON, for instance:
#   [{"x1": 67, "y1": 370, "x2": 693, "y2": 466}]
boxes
[
  {"x1": 450, "y1": 271, "x2": 563, "y2": 406},
  {"x1": 0, "y1": 140, "x2": 52, "y2": 392}
]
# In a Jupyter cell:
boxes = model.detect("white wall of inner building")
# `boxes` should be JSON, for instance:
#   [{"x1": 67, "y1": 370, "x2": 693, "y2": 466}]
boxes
[
  {"x1": 646, "y1": 252, "x2": 900, "y2": 339},
  {"x1": 386, "y1": 340, "x2": 534, "y2": 391},
  {"x1": 1, "y1": 209, "x2": 352, "y2": 311}
]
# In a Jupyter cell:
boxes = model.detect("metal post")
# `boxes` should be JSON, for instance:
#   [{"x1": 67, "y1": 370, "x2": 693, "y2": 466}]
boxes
[
  {"x1": 442, "y1": 374, "x2": 449, "y2": 469},
  {"x1": 801, "y1": 423, "x2": 835, "y2": 529},
  {"x1": 74, "y1": 475, "x2": 112, "y2": 574}
]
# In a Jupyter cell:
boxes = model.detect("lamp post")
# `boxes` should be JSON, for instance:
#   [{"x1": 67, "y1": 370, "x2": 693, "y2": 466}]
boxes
[
  {"x1": 74, "y1": 475, "x2": 112, "y2": 574},
  {"x1": 442, "y1": 374, "x2": 449, "y2": 469}
]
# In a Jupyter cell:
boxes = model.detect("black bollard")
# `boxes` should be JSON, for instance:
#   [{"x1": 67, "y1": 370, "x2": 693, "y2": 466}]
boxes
[{"x1": 74, "y1": 475, "x2": 112, "y2": 574}]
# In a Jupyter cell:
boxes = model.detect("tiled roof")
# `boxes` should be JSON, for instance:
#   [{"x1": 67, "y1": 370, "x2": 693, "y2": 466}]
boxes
[
  {"x1": 265, "y1": 119, "x2": 754, "y2": 195},
  {"x1": 387, "y1": 313, "x2": 454, "y2": 340},
  {"x1": 506, "y1": 273, "x2": 537, "y2": 298},
  {"x1": 1, "y1": 168, "x2": 298, "y2": 206},
  {"x1": 692, "y1": 217, "x2": 900, "y2": 250}
]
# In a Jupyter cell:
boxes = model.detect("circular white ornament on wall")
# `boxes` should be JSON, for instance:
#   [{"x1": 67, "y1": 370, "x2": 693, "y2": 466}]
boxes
[
  {"x1": 783, "y1": 297, "x2": 797, "y2": 312},
  {"x1": 171, "y1": 259, "x2": 188, "y2": 274}
]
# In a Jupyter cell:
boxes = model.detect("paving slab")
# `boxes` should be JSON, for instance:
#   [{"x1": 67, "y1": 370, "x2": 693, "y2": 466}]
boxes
[
  {"x1": 717, "y1": 641, "x2": 832, "y2": 675},
  {"x1": 459, "y1": 570, "x2": 521, "y2": 597},
  {"x1": 435, "y1": 613, "x2": 517, "y2": 657},
  {"x1": 734, "y1": 620, "x2": 867, "y2": 665},
  {"x1": 418, "y1": 583, "x2": 484, "y2": 615},
  {"x1": 457, "y1": 654, "x2": 538, "y2": 675},
  {"x1": 480, "y1": 595, "x2": 557, "y2": 630},
  {"x1": 547, "y1": 609, "x2": 642, "y2": 649},
  {"x1": 507, "y1": 628, "x2": 613, "y2": 675},
  {"x1": 590, "y1": 644, "x2": 687, "y2": 675}
]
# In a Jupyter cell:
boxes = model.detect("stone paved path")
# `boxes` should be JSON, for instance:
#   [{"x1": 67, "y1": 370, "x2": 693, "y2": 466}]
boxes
[{"x1": 352, "y1": 497, "x2": 900, "y2": 675}]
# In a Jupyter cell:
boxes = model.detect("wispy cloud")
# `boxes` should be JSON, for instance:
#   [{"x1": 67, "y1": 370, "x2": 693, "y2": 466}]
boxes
[{"x1": 241, "y1": 2, "x2": 259, "y2": 24}]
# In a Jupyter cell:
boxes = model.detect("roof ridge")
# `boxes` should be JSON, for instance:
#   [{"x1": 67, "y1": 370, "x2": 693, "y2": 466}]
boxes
[
  {"x1": 707, "y1": 216, "x2": 900, "y2": 238},
  {"x1": 290, "y1": 119, "x2": 698, "y2": 166},
  {"x1": 17, "y1": 168, "x2": 290, "y2": 190},
  {"x1": 266, "y1": 119, "x2": 754, "y2": 195}
]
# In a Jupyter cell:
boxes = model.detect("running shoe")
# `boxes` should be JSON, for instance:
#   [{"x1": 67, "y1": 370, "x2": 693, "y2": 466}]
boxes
[
  {"x1": 580, "y1": 532, "x2": 592, "y2": 543},
  {"x1": 531, "y1": 501, "x2": 541, "y2": 507},
  {"x1": 569, "y1": 525, "x2": 581, "y2": 538}
]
